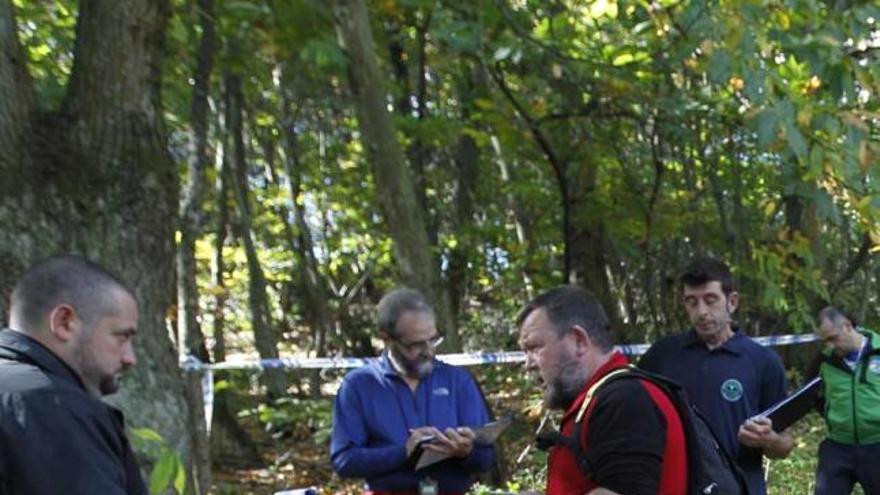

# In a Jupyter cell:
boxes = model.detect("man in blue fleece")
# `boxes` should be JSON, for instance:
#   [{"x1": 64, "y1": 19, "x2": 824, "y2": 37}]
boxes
[{"x1": 331, "y1": 288, "x2": 494, "y2": 494}]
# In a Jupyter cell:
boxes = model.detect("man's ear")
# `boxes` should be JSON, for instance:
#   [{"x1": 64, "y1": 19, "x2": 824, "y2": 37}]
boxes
[
  {"x1": 47, "y1": 304, "x2": 79, "y2": 343},
  {"x1": 569, "y1": 324, "x2": 592, "y2": 355},
  {"x1": 727, "y1": 291, "x2": 739, "y2": 314}
]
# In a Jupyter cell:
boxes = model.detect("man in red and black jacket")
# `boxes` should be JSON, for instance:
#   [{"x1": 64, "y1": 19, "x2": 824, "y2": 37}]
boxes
[{"x1": 518, "y1": 285, "x2": 688, "y2": 495}]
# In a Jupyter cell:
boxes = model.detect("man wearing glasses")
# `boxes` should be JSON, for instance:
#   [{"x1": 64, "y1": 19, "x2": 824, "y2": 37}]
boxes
[{"x1": 331, "y1": 288, "x2": 495, "y2": 495}]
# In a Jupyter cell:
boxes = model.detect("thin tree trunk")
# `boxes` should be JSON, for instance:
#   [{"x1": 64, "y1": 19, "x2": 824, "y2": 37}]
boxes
[
  {"x1": 331, "y1": 0, "x2": 459, "y2": 349},
  {"x1": 209, "y1": 139, "x2": 262, "y2": 465},
  {"x1": 175, "y1": 0, "x2": 216, "y2": 489},
  {"x1": 408, "y1": 10, "x2": 433, "y2": 241},
  {"x1": 567, "y1": 158, "x2": 619, "y2": 329},
  {"x1": 225, "y1": 70, "x2": 287, "y2": 399},
  {"x1": 212, "y1": 136, "x2": 229, "y2": 365},
  {"x1": 447, "y1": 63, "x2": 483, "y2": 320},
  {"x1": 280, "y1": 93, "x2": 335, "y2": 397}
]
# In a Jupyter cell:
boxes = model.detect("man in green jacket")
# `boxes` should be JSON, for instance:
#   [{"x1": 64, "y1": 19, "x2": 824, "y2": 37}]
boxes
[{"x1": 814, "y1": 307, "x2": 880, "y2": 495}]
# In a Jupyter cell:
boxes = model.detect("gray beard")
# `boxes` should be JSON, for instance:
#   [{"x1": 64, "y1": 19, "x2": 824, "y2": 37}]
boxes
[
  {"x1": 389, "y1": 346, "x2": 433, "y2": 379},
  {"x1": 544, "y1": 359, "x2": 588, "y2": 410}
]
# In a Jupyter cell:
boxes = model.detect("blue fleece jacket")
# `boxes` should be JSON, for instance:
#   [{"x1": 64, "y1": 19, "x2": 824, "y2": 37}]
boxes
[{"x1": 330, "y1": 353, "x2": 494, "y2": 492}]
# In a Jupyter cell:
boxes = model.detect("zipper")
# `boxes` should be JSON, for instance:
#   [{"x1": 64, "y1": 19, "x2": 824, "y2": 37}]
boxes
[{"x1": 852, "y1": 362, "x2": 859, "y2": 444}]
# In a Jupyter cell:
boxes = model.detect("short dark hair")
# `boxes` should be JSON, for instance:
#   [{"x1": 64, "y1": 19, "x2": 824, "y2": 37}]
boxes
[
  {"x1": 376, "y1": 288, "x2": 435, "y2": 337},
  {"x1": 680, "y1": 257, "x2": 735, "y2": 295},
  {"x1": 517, "y1": 285, "x2": 614, "y2": 352},
  {"x1": 10, "y1": 255, "x2": 131, "y2": 331},
  {"x1": 818, "y1": 306, "x2": 857, "y2": 328}
]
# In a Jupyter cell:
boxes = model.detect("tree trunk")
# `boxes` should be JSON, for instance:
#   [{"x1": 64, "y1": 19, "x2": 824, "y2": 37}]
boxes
[
  {"x1": 447, "y1": 63, "x2": 483, "y2": 321},
  {"x1": 225, "y1": 70, "x2": 287, "y2": 399},
  {"x1": 280, "y1": 93, "x2": 335, "y2": 397},
  {"x1": 331, "y1": 0, "x2": 459, "y2": 349},
  {"x1": 175, "y1": 0, "x2": 216, "y2": 489},
  {"x1": 406, "y1": 10, "x2": 433, "y2": 242},
  {"x1": 208, "y1": 140, "x2": 262, "y2": 466},
  {"x1": 0, "y1": 0, "x2": 200, "y2": 490},
  {"x1": 211, "y1": 136, "x2": 229, "y2": 365},
  {"x1": 490, "y1": 135, "x2": 535, "y2": 298},
  {"x1": 567, "y1": 158, "x2": 619, "y2": 330}
]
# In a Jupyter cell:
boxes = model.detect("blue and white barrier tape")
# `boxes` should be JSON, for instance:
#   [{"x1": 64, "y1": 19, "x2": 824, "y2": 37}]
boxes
[{"x1": 181, "y1": 333, "x2": 819, "y2": 372}]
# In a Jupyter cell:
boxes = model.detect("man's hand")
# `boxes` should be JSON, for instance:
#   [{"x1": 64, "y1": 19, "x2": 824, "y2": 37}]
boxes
[
  {"x1": 738, "y1": 416, "x2": 794, "y2": 459},
  {"x1": 422, "y1": 426, "x2": 476, "y2": 458},
  {"x1": 405, "y1": 427, "x2": 440, "y2": 457}
]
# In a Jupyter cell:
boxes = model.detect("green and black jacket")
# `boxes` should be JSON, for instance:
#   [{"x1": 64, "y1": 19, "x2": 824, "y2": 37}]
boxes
[{"x1": 816, "y1": 329, "x2": 880, "y2": 445}]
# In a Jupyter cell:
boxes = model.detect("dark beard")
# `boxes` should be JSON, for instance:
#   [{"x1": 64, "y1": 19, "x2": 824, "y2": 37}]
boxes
[{"x1": 99, "y1": 375, "x2": 120, "y2": 395}]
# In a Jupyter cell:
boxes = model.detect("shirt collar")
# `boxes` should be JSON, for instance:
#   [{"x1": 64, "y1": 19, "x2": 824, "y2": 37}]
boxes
[
  {"x1": 0, "y1": 328, "x2": 88, "y2": 392},
  {"x1": 378, "y1": 351, "x2": 397, "y2": 376},
  {"x1": 681, "y1": 327, "x2": 745, "y2": 355}
]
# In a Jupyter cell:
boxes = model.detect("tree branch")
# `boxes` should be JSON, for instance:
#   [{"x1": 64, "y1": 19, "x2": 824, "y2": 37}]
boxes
[{"x1": 830, "y1": 233, "x2": 872, "y2": 297}]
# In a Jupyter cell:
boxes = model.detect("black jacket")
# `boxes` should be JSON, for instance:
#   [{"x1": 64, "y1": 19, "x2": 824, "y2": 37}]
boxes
[{"x1": 0, "y1": 328, "x2": 148, "y2": 495}]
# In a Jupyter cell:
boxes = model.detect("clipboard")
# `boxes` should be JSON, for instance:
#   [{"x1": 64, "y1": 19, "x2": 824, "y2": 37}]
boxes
[
  {"x1": 758, "y1": 376, "x2": 822, "y2": 432},
  {"x1": 414, "y1": 418, "x2": 512, "y2": 470}
]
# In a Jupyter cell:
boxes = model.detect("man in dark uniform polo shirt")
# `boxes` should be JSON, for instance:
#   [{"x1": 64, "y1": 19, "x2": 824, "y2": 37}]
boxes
[
  {"x1": 519, "y1": 285, "x2": 688, "y2": 495},
  {"x1": 640, "y1": 257, "x2": 794, "y2": 495}
]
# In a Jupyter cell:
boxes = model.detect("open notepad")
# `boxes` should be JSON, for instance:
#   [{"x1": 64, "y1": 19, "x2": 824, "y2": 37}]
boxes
[
  {"x1": 415, "y1": 418, "x2": 512, "y2": 470},
  {"x1": 759, "y1": 376, "x2": 823, "y2": 432}
]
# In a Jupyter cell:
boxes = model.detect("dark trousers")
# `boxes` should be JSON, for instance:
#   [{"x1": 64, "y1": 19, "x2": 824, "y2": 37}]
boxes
[{"x1": 815, "y1": 438, "x2": 880, "y2": 495}]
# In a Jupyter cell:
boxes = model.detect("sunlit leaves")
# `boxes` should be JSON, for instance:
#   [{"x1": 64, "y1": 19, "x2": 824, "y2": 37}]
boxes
[
  {"x1": 130, "y1": 428, "x2": 187, "y2": 495},
  {"x1": 13, "y1": 0, "x2": 76, "y2": 107}
]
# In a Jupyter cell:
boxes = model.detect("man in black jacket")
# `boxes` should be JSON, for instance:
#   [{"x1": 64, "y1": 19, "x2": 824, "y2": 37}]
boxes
[{"x1": 0, "y1": 255, "x2": 148, "y2": 495}]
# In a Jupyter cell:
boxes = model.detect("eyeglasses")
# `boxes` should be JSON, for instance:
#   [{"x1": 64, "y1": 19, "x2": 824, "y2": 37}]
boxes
[{"x1": 394, "y1": 335, "x2": 444, "y2": 353}]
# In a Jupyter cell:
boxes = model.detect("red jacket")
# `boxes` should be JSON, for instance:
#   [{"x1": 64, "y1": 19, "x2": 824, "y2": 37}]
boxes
[{"x1": 546, "y1": 352, "x2": 688, "y2": 495}]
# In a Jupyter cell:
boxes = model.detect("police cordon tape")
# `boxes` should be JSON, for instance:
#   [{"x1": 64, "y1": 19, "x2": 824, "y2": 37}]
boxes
[
  {"x1": 180, "y1": 333, "x2": 819, "y2": 372},
  {"x1": 185, "y1": 333, "x2": 819, "y2": 436}
]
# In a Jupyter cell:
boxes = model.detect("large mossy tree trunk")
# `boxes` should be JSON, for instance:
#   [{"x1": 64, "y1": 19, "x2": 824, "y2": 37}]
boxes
[
  {"x1": 332, "y1": 0, "x2": 460, "y2": 350},
  {"x1": 0, "y1": 0, "x2": 200, "y2": 490}
]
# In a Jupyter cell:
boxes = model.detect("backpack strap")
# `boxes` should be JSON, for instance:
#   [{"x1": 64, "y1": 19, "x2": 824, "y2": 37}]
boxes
[{"x1": 575, "y1": 366, "x2": 635, "y2": 423}]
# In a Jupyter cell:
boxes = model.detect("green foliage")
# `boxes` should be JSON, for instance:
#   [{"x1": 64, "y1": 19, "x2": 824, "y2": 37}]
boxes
[
  {"x1": 12, "y1": 0, "x2": 76, "y2": 107},
  {"x1": 238, "y1": 396, "x2": 334, "y2": 445},
  {"x1": 130, "y1": 428, "x2": 187, "y2": 495}
]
